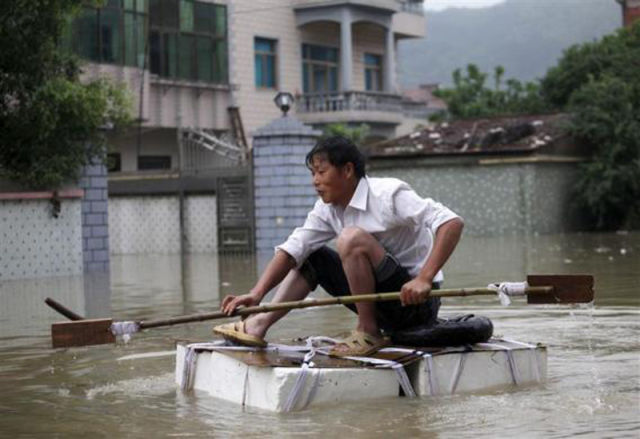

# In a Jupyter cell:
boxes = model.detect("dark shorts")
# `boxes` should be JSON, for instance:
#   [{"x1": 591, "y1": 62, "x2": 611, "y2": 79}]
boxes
[{"x1": 299, "y1": 246, "x2": 441, "y2": 332}]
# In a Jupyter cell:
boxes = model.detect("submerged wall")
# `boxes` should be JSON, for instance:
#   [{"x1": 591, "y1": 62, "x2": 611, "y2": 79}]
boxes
[
  {"x1": 0, "y1": 192, "x2": 84, "y2": 280},
  {"x1": 108, "y1": 194, "x2": 218, "y2": 254},
  {"x1": 369, "y1": 157, "x2": 582, "y2": 236}
]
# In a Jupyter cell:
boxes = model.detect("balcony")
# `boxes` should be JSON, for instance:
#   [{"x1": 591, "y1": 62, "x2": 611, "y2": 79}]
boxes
[
  {"x1": 295, "y1": 91, "x2": 405, "y2": 125},
  {"x1": 393, "y1": 0, "x2": 426, "y2": 38},
  {"x1": 397, "y1": 0, "x2": 424, "y2": 15}
]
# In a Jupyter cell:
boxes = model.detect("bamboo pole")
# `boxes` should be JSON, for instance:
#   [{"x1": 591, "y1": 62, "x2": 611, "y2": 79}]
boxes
[{"x1": 139, "y1": 286, "x2": 553, "y2": 329}]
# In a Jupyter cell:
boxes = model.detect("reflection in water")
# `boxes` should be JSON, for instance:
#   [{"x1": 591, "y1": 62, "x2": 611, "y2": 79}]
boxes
[{"x1": 0, "y1": 232, "x2": 638, "y2": 436}]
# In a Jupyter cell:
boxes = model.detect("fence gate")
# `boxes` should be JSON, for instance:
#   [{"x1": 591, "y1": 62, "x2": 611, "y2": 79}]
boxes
[
  {"x1": 179, "y1": 127, "x2": 254, "y2": 253},
  {"x1": 216, "y1": 174, "x2": 254, "y2": 252}
]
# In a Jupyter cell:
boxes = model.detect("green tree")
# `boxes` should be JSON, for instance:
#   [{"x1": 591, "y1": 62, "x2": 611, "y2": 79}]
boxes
[
  {"x1": 568, "y1": 75, "x2": 640, "y2": 229},
  {"x1": 431, "y1": 64, "x2": 549, "y2": 121},
  {"x1": 546, "y1": 23, "x2": 640, "y2": 229},
  {"x1": 541, "y1": 23, "x2": 640, "y2": 108},
  {"x1": 0, "y1": 0, "x2": 132, "y2": 189},
  {"x1": 322, "y1": 123, "x2": 371, "y2": 145}
]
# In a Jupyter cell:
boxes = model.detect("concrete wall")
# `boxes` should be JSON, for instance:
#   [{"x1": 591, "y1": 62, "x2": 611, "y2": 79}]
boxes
[
  {"x1": 108, "y1": 194, "x2": 217, "y2": 254},
  {"x1": 109, "y1": 128, "x2": 179, "y2": 172},
  {"x1": 229, "y1": 1, "x2": 305, "y2": 139},
  {"x1": 83, "y1": 51, "x2": 231, "y2": 132},
  {"x1": 369, "y1": 158, "x2": 581, "y2": 236},
  {"x1": 352, "y1": 22, "x2": 386, "y2": 92}
]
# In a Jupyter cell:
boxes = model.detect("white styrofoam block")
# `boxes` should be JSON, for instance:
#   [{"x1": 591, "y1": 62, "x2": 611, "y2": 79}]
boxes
[
  {"x1": 176, "y1": 344, "x2": 400, "y2": 412},
  {"x1": 409, "y1": 342, "x2": 547, "y2": 396}
]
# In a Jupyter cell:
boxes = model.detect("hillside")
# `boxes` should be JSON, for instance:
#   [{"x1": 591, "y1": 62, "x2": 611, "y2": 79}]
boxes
[{"x1": 398, "y1": 0, "x2": 622, "y2": 87}]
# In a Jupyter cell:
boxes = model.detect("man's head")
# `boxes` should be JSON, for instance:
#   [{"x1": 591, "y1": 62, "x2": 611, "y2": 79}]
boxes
[
  {"x1": 305, "y1": 135, "x2": 366, "y2": 179},
  {"x1": 305, "y1": 136, "x2": 366, "y2": 207}
]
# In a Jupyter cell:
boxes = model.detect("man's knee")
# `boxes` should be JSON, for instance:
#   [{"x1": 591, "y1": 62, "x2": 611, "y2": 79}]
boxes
[{"x1": 336, "y1": 227, "x2": 376, "y2": 259}]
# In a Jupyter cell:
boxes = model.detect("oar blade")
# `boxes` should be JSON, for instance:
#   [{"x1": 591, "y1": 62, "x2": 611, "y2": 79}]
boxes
[
  {"x1": 527, "y1": 275, "x2": 594, "y2": 304},
  {"x1": 51, "y1": 318, "x2": 115, "y2": 348}
]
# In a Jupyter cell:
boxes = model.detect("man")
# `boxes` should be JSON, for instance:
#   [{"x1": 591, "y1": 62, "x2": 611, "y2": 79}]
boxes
[{"x1": 214, "y1": 135, "x2": 464, "y2": 357}]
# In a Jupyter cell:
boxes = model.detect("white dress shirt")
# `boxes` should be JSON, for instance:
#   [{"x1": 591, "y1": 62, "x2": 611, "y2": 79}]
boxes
[{"x1": 276, "y1": 176, "x2": 461, "y2": 282}]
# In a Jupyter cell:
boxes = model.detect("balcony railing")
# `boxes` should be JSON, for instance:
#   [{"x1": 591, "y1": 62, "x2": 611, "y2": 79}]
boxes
[
  {"x1": 296, "y1": 91, "x2": 404, "y2": 114},
  {"x1": 397, "y1": 0, "x2": 424, "y2": 15}
]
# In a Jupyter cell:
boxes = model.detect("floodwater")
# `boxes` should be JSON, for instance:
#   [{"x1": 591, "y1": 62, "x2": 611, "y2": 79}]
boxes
[{"x1": 1, "y1": 232, "x2": 638, "y2": 437}]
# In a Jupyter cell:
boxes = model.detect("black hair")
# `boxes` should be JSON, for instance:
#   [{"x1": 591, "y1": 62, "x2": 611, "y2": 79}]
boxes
[{"x1": 305, "y1": 135, "x2": 366, "y2": 178}]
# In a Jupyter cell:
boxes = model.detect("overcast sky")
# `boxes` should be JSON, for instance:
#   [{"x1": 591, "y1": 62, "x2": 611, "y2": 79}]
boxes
[{"x1": 424, "y1": 0, "x2": 506, "y2": 11}]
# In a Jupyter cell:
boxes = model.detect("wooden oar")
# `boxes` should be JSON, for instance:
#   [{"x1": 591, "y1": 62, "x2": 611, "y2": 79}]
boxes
[
  {"x1": 49, "y1": 274, "x2": 594, "y2": 348},
  {"x1": 45, "y1": 297, "x2": 84, "y2": 321}
]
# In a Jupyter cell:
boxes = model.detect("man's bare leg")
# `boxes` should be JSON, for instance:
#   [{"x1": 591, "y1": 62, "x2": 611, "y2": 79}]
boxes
[
  {"x1": 243, "y1": 269, "x2": 311, "y2": 339},
  {"x1": 336, "y1": 227, "x2": 386, "y2": 337}
]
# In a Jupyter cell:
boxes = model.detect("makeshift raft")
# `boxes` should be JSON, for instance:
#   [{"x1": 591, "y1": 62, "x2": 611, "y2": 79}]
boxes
[{"x1": 175, "y1": 337, "x2": 546, "y2": 412}]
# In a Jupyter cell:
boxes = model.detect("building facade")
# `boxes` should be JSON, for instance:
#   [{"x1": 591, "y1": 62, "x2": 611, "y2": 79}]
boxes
[
  {"x1": 620, "y1": 0, "x2": 640, "y2": 26},
  {"x1": 65, "y1": 0, "x2": 428, "y2": 175}
]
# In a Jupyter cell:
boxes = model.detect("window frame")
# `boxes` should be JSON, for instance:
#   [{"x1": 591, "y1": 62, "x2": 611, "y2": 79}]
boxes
[
  {"x1": 66, "y1": 0, "x2": 228, "y2": 83},
  {"x1": 254, "y1": 37, "x2": 278, "y2": 89},
  {"x1": 149, "y1": 0, "x2": 228, "y2": 83},
  {"x1": 364, "y1": 53, "x2": 383, "y2": 92},
  {"x1": 68, "y1": 0, "x2": 148, "y2": 68},
  {"x1": 301, "y1": 43, "x2": 339, "y2": 94}
]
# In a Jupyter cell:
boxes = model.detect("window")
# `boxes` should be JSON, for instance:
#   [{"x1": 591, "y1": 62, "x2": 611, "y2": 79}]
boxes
[
  {"x1": 107, "y1": 153, "x2": 122, "y2": 172},
  {"x1": 65, "y1": 0, "x2": 227, "y2": 83},
  {"x1": 149, "y1": 0, "x2": 227, "y2": 83},
  {"x1": 64, "y1": 0, "x2": 147, "y2": 68},
  {"x1": 364, "y1": 53, "x2": 382, "y2": 92},
  {"x1": 138, "y1": 155, "x2": 172, "y2": 170},
  {"x1": 255, "y1": 37, "x2": 277, "y2": 88},
  {"x1": 302, "y1": 44, "x2": 339, "y2": 93}
]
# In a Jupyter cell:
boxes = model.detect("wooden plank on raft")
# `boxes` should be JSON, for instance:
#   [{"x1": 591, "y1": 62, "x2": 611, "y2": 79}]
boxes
[
  {"x1": 527, "y1": 274, "x2": 594, "y2": 304},
  {"x1": 52, "y1": 318, "x2": 115, "y2": 348}
]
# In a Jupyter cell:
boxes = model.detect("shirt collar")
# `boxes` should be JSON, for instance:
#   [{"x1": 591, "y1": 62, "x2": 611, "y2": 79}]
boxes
[{"x1": 348, "y1": 177, "x2": 368, "y2": 211}]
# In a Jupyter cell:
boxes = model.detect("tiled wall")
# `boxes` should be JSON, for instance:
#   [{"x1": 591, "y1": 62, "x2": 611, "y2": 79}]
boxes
[
  {"x1": 370, "y1": 161, "x2": 580, "y2": 235},
  {"x1": 0, "y1": 199, "x2": 83, "y2": 280},
  {"x1": 252, "y1": 116, "x2": 320, "y2": 251},
  {"x1": 108, "y1": 195, "x2": 217, "y2": 254},
  {"x1": 80, "y1": 163, "x2": 110, "y2": 272},
  {"x1": 184, "y1": 195, "x2": 218, "y2": 253}
]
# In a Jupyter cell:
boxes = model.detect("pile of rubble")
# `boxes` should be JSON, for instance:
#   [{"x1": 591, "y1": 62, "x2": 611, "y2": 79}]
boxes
[{"x1": 371, "y1": 113, "x2": 570, "y2": 157}]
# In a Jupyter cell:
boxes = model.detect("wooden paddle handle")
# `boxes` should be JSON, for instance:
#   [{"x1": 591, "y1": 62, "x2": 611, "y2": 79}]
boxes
[
  {"x1": 138, "y1": 287, "x2": 553, "y2": 329},
  {"x1": 45, "y1": 297, "x2": 84, "y2": 321}
]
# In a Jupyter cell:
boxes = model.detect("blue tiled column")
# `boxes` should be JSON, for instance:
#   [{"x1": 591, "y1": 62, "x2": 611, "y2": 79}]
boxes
[
  {"x1": 252, "y1": 116, "x2": 320, "y2": 252},
  {"x1": 80, "y1": 160, "x2": 110, "y2": 273}
]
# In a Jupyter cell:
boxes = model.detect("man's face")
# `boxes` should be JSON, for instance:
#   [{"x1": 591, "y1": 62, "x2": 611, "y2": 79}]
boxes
[{"x1": 309, "y1": 155, "x2": 354, "y2": 206}]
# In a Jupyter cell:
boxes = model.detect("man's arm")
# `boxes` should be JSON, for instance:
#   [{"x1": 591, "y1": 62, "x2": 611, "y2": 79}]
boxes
[
  {"x1": 399, "y1": 217, "x2": 464, "y2": 306},
  {"x1": 221, "y1": 250, "x2": 296, "y2": 315}
]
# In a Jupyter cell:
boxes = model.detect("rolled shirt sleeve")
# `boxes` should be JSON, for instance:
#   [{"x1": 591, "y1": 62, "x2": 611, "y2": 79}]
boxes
[
  {"x1": 392, "y1": 187, "x2": 461, "y2": 235},
  {"x1": 275, "y1": 200, "x2": 336, "y2": 266}
]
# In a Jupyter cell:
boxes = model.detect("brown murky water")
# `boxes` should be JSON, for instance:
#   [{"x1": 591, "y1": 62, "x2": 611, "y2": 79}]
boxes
[{"x1": 1, "y1": 232, "x2": 638, "y2": 437}]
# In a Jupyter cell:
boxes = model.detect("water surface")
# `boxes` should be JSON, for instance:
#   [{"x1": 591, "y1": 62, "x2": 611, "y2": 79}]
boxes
[{"x1": 1, "y1": 232, "x2": 638, "y2": 437}]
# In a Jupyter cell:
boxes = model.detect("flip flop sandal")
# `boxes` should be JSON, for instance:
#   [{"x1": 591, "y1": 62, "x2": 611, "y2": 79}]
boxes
[
  {"x1": 212, "y1": 320, "x2": 267, "y2": 348},
  {"x1": 328, "y1": 330, "x2": 390, "y2": 357}
]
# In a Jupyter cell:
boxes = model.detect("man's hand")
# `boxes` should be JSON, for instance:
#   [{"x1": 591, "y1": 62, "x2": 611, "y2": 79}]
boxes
[
  {"x1": 221, "y1": 292, "x2": 261, "y2": 316},
  {"x1": 400, "y1": 277, "x2": 432, "y2": 306}
]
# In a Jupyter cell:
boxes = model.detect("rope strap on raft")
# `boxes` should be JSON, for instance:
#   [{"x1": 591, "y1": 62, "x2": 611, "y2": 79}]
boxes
[
  {"x1": 179, "y1": 338, "x2": 418, "y2": 412},
  {"x1": 487, "y1": 281, "x2": 528, "y2": 306},
  {"x1": 475, "y1": 338, "x2": 541, "y2": 386}
]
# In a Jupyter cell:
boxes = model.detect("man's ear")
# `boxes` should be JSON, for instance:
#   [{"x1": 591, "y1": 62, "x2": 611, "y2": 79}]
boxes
[{"x1": 343, "y1": 162, "x2": 355, "y2": 179}]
